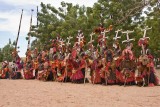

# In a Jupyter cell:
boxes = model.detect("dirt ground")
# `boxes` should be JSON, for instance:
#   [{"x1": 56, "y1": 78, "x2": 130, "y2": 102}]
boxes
[{"x1": 0, "y1": 71, "x2": 160, "y2": 107}]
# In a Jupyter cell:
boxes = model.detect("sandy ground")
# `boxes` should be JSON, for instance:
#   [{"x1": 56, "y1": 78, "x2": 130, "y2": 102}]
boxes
[{"x1": 0, "y1": 71, "x2": 160, "y2": 107}]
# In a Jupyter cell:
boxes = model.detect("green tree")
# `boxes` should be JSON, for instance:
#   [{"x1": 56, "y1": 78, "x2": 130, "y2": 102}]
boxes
[
  {"x1": 144, "y1": 1, "x2": 160, "y2": 57},
  {"x1": 0, "y1": 48, "x2": 3, "y2": 62},
  {"x1": 1, "y1": 39, "x2": 14, "y2": 62},
  {"x1": 30, "y1": 0, "x2": 159, "y2": 57}
]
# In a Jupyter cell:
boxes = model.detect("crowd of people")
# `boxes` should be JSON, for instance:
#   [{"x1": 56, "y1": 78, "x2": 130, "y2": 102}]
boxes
[{"x1": 0, "y1": 25, "x2": 159, "y2": 87}]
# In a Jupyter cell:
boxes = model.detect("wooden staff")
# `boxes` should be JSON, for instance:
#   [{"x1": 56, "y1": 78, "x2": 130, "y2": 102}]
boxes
[
  {"x1": 84, "y1": 60, "x2": 88, "y2": 84},
  {"x1": 102, "y1": 58, "x2": 108, "y2": 85},
  {"x1": 15, "y1": 9, "x2": 23, "y2": 50},
  {"x1": 105, "y1": 69, "x2": 108, "y2": 85},
  {"x1": 64, "y1": 61, "x2": 68, "y2": 83},
  {"x1": 25, "y1": 9, "x2": 34, "y2": 62},
  {"x1": 124, "y1": 75, "x2": 128, "y2": 87},
  {"x1": 148, "y1": 66, "x2": 151, "y2": 86},
  {"x1": 27, "y1": 9, "x2": 34, "y2": 50},
  {"x1": 37, "y1": 6, "x2": 39, "y2": 27},
  {"x1": 93, "y1": 61, "x2": 97, "y2": 85},
  {"x1": 64, "y1": 53, "x2": 70, "y2": 83}
]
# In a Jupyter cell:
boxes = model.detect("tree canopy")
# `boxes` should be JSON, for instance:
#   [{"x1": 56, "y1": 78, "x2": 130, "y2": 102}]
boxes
[
  {"x1": 0, "y1": 39, "x2": 14, "y2": 62},
  {"x1": 30, "y1": 0, "x2": 160, "y2": 57}
]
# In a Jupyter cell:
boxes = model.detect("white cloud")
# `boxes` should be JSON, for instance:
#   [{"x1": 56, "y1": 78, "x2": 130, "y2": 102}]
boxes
[
  {"x1": 0, "y1": 10, "x2": 31, "y2": 36},
  {"x1": 0, "y1": 0, "x2": 97, "y2": 57},
  {"x1": 0, "y1": 0, "x2": 97, "y2": 36}
]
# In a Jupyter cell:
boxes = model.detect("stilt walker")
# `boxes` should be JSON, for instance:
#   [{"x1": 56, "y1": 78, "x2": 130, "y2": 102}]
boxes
[
  {"x1": 26, "y1": 9, "x2": 34, "y2": 62},
  {"x1": 13, "y1": 9, "x2": 23, "y2": 62},
  {"x1": 24, "y1": 9, "x2": 34, "y2": 79},
  {"x1": 10, "y1": 9, "x2": 23, "y2": 79}
]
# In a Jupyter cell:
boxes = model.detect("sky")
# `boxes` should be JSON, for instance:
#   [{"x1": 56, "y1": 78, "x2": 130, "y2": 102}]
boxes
[{"x1": 0, "y1": 0, "x2": 98, "y2": 57}]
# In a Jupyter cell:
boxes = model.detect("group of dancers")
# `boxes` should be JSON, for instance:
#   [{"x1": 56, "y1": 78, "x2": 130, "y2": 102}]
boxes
[{"x1": 0, "y1": 24, "x2": 159, "y2": 87}]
